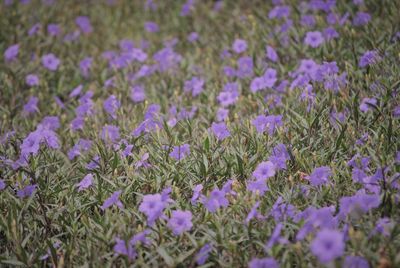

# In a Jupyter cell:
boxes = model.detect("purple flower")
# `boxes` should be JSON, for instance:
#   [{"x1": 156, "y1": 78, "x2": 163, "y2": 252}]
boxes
[
  {"x1": 211, "y1": 122, "x2": 230, "y2": 140},
  {"x1": 249, "y1": 257, "x2": 279, "y2": 268},
  {"x1": 269, "y1": 5, "x2": 290, "y2": 19},
  {"x1": 77, "y1": 174, "x2": 93, "y2": 191},
  {"x1": 145, "y1": 21, "x2": 159, "y2": 32},
  {"x1": 79, "y1": 57, "x2": 92, "y2": 77},
  {"x1": 167, "y1": 210, "x2": 193, "y2": 235},
  {"x1": 101, "y1": 125, "x2": 120, "y2": 143},
  {"x1": 28, "y1": 23, "x2": 41, "y2": 36},
  {"x1": 359, "y1": 50, "x2": 379, "y2": 68},
  {"x1": 201, "y1": 187, "x2": 229, "y2": 213},
  {"x1": 195, "y1": 243, "x2": 212, "y2": 265},
  {"x1": 304, "y1": 31, "x2": 324, "y2": 48},
  {"x1": 113, "y1": 237, "x2": 137, "y2": 260},
  {"x1": 191, "y1": 184, "x2": 203, "y2": 205},
  {"x1": 343, "y1": 256, "x2": 369, "y2": 268},
  {"x1": 23, "y1": 96, "x2": 39, "y2": 115},
  {"x1": 187, "y1": 32, "x2": 199, "y2": 42},
  {"x1": 25, "y1": 74, "x2": 39, "y2": 86},
  {"x1": 374, "y1": 217, "x2": 394, "y2": 237},
  {"x1": 353, "y1": 11, "x2": 371, "y2": 26},
  {"x1": 42, "y1": 54, "x2": 60, "y2": 71},
  {"x1": 245, "y1": 201, "x2": 260, "y2": 225},
  {"x1": 247, "y1": 177, "x2": 269, "y2": 195},
  {"x1": 139, "y1": 193, "x2": 167, "y2": 226},
  {"x1": 266, "y1": 223, "x2": 287, "y2": 249},
  {"x1": 69, "y1": 85, "x2": 83, "y2": 98},
  {"x1": 103, "y1": 95, "x2": 120, "y2": 119},
  {"x1": 217, "y1": 90, "x2": 238, "y2": 107},
  {"x1": 359, "y1": 98, "x2": 377, "y2": 112},
  {"x1": 236, "y1": 56, "x2": 253, "y2": 78},
  {"x1": 169, "y1": 144, "x2": 190, "y2": 160},
  {"x1": 311, "y1": 229, "x2": 344, "y2": 264},
  {"x1": 47, "y1": 23, "x2": 60, "y2": 36},
  {"x1": 130, "y1": 85, "x2": 146, "y2": 103},
  {"x1": 75, "y1": 16, "x2": 92, "y2": 33},
  {"x1": 68, "y1": 139, "x2": 92, "y2": 160},
  {"x1": 269, "y1": 143, "x2": 290, "y2": 170},
  {"x1": 184, "y1": 77, "x2": 205, "y2": 97},
  {"x1": 0, "y1": 179, "x2": 5, "y2": 191},
  {"x1": 252, "y1": 115, "x2": 283, "y2": 135},
  {"x1": 101, "y1": 190, "x2": 123, "y2": 210},
  {"x1": 232, "y1": 39, "x2": 247, "y2": 54},
  {"x1": 253, "y1": 161, "x2": 276, "y2": 180},
  {"x1": 266, "y1": 45, "x2": 278, "y2": 62},
  {"x1": 338, "y1": 190, "x2": 380, "y2": 220},
  {"x1": 306, "y1": 166, "x2": 332, "y2": 186},
  {"x1": 4, "y1": 44, "x2": 19, "y2": 62},
  {"x1": 216, "y1": 108, "x2": 229, "y2": 121},
  {"x1": 17, "y1": 184, "x2": 37, "y2": 198}
]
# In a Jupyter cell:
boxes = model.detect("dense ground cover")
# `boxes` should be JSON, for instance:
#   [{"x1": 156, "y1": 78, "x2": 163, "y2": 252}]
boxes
[{"x1": 0, "y1": 0, "x2": 399, "y2": 267}]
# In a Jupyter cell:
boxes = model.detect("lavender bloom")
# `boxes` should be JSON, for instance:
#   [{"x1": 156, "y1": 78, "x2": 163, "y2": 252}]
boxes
[
  {"x1": 249, "y1": 257, "x2": 279, "y2": 268},
  {"x1": 232, "y1": 39, "x2": 247, "y2": 54},
  {"x1": 169, "y1": 144, "x2": 190, "y2": 160},
  {"x1": 266, "y1": 45, "x2": 278, "y2": 62},
  {"x1": 374, "y1": 217, "x2": 394, "y2": 237},
  {"x1": 77, "y1": 174, "x2": 93, "y2": 191},
  {"x1": 25, "y1": 74, "x2": 39, "y2": 86},
  {"x1": 306, "y1": 166, "x2": 332, "y2": 186},
  {"x1": 0, "y1": 179, "x2": 5, "y2": 191},
  {"x1": 211, "y1": 122, "x2": 230, "y2": 140},
  {"x1": 113, "y1": 237, "x2": 137, "y2": 260},
  {"x1": 269, "y1": 5, "x2": 290, "y2": 19},
  {"x1": 145, "y1": 21, "x2": 159, "y2": 32},
  {"x1": 216, "y1": 108, "x2": 229, "y2": 121},
  {"x1": 252, "y1": 115, "x2": 283, "y2": 135},
  {"x1": 79, "y1": 57, "x2": 92, "y2": 77},
  {"x1": 167, "y1": 210, "x2": 193, "y2": 235},
  {"x1": 39, "y1": 116, "x2": 60, "y2": 130},
  {"x1": 266, "y1": 223, "x2": 287, "y2": 249},
  {"x1": 47, "y1": 23, "x2": 60, "y2": 36},
  {"x1": 191, "y1": 184, "x2": 203, "y2": 205},
  {"x1": 359, "y1": 50, "x2": 379, "y2": 68},
  {"x1": 253, "y1": 161, "x2": 276, "y2": 180},
  {"x1": 101, "y1": 190, "x2": 123, "y2": 210},
  {"x1": 101, "y1": 125, "x2": 120, "y2": 143},
  {"x1": 217, "y1": 90, "x2": 238, "y2": 107},
  {"x1": 269, "y1": 143, "x2": 290, "y2": 170},
  {"x1": 42, "y1": 53, "x2": 60, "y2": 71},
  {"x1": 236, "y1": 56, "x2": 253, "y2": 78},
  {"x1": 103, "y1": 95, "x2": 120, "y2": 119},
  {"x1": 311, "y1": 229, "x2": 344, "y2": 264},
  {"x1": 23, "y1": 96, "x2": 39, "y2": 115},
  {"x1": 4, "y1": 44, "x2": 19, "y2": 62},
  {"x1": 75, "y1": 16, "x2": 92, "y2": 33},
  {"x1": 304, "y1": 31, "x2": 324, "y2": 48},
  {"x1": 245, "y1": 201, "x2": 260, "y2": 225},
  {"x1": 201, "y1": 187, "x2": 229, "y2": 213},
  {"x1": 135, "y1": 153, "x2": 150, "y2": 169},
  {"x1": 69, "y1": 85, "x2": 83, "y2": 98},
  {"x1": 353, "y1": 12, "x2": 371, "y2": 26},
  {"x1": 68, "y1": 139, "x2": 92, "y2": 160},
  {"x1": 139, "y1": 193, "x2": 167, "y2": 226},
  {"x1": 17, "y1": 184, "x2": 37, "y2": 198},
  {"x1": 28, "y1": 23, "x2": 41, "y2": 36},
  {"x1": 343, "y1": 256, "x2": 370, "y2": 268},
  {"x1": 184, "y1": 77, "x2": 205, "y2": 97},
  {"x1": 359, "y1": 98, "x2": 377, "y2": 112},
  {"x1": 187, "y1": 32, "x2": 199, "y2": 42},
  {"x1": 195, "y1": 243, "x2": 212, "y2": 265},
  {"x1": 247, "y1": 177, "x2": 269, "y2": 195},
  {"x1": 338, "y1": 190, "x2": 380, "y2": 220}
]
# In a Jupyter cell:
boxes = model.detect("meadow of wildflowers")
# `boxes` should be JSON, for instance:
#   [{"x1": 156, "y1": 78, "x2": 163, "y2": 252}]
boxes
[{"x1": 0, "y1": 0, "x2": 400, "y2": 267}]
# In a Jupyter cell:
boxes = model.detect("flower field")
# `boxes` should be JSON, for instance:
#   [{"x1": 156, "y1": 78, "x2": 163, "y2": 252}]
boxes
[{"x1": 0, "y1": 0, "x2": 399, "y2": 267}]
